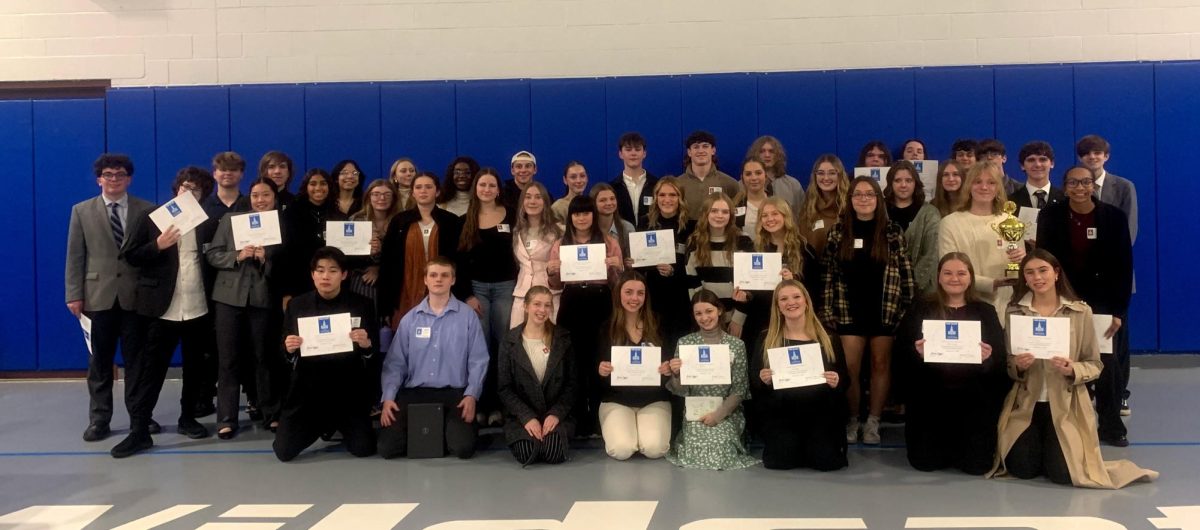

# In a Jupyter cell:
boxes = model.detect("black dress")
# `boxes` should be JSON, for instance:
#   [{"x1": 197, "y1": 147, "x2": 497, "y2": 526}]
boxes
[
  {"x1": 635, "y1": 214, "x2": 696, "y2": 346},
  {"x1": 839, "y1": 218, "x2": 886, "y2": 336}
]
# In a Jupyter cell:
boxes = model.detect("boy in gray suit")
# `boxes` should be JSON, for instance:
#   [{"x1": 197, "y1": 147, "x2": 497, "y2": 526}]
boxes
[{"x1": 65, "y1": 154, "x2": 154, "y2": 442}]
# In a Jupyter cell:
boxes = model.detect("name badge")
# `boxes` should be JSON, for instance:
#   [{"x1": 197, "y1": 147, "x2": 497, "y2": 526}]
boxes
[
  {"x1": 525, "y1": 239, "x2": 537, "y2": 251},
  {"x1": 996, "y1": 239, "x2": 1005, "y2": 249},
  {"x1": 736, "y1": 206, "x2": 747, "y2": 216},
  {"x1": 1086, "y1": 227, "x2": 1097, "y2": 240},
  {"x1": 642, "y1": 196, "x2": 653, "y2": 206},
  {"x1": 708, "y1": 186, "x2": 723, "y2": 195},
  {"x1": 497, "y1": 223, "x2": 510, "y2": 233},
  {"x1": 676, "y1": 243, "x2": 687, "y2": 255},
  {"x1": 853, "y1": 238, "x2": 864, "y2": 249},
  {"x1": 812, "y1": 220, "x2": 824, "y2": 230},
  {"x1": 351, "y1": 317, "x2": 361, "y2": 328},
  {"x1": 421, "y1": 227, "x2": 432, "y2": 237},
  {"x1": 415, "y1": 327, "x2": 431, "y2": 338}
]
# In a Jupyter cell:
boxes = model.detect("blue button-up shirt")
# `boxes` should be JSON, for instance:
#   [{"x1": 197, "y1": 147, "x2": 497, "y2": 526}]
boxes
[{"x1": 381, "y1": 295, "x2": 489, "y2": 402}]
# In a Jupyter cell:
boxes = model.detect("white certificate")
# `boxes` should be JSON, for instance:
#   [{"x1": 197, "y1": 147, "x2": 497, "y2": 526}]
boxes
[
  {"x1": 853, "y1": 167, "x2": 889, "y2": 190},
  {"x1": 911, "y1": 160, "x2": 939, "y2": 192},
  {"x1": 629, "y1": 230, "x2": 676, "y2": 267},
  {"x1": 678, "y1": 344, "x2": 732, "y2": 386},
  {"x1": 297, "y1": 312, "x2": 354, "y2": 357},
  {"x1": 733, "y1": 252, "x2": 782, "y2": 291},
  {"x1": 1010, "y1": 315, "x2": 1070, "y2": 360},
  {"x1": 79, "y1": 314, "x2": 93, "y2": 356},
  {"x1": 610, "y1": 346, "x2": 662, "y2": 387},
  {"x1": 149, "y1": 191, "x2": 208, "y2": 235},
  {"x1": 684, "y1": 396, "x2": 723, "y2": 421},
  {"x1": 766, "y1": 344, "x2": 826, "y2": 389},
  {"x1": 1017, "y1": 206, "x2": 1040, "y2": 242},
  {"x1": 1092, "y1": 314, "x2": 1114, "y2": 355},
  {"x1": 326, "y1": 221, "x2": 373, "y2": 256},
  {"x1": 230, "y1": 210, "x2": 282, "y2": 248},
  {"x1": 560, "y1": 243, "x2": 607, "y2": 282},
  {"x1": 922, "y1": 320, "x2": 983, "y2": 364}
]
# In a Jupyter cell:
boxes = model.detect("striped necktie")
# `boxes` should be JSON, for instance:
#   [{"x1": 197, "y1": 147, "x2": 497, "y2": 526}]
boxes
[{"x1": 109, "y1": 202, "x2": 124, "y2": 248}]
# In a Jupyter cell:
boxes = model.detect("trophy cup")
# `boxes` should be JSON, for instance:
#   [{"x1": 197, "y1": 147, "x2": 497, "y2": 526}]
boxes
[{"x1": 992, "y1": 201, "x2": 1025, "y2": 279}]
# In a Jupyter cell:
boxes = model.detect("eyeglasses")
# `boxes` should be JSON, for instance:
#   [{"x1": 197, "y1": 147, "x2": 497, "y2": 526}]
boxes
[
  {"x1": 1064, "y1": 178, "x2": 1094, "y2": 188},
  {"x1": 339, "y1": 171, "x2": 361, "y2": 177},
  {"x1": 852, "y1": 192, "x2": 877, "y2": 200},
  {"x1": 100, "y1": 171, "x2": 129, "y2": 180}
]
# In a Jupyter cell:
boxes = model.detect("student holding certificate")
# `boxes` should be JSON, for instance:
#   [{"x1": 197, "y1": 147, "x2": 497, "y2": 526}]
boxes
[
  {"x1": 990, "y1": 250, "x2": 1157, "y2": 488},
  {"x1": 857, "y1": 140, "x2": 892, "y2": 168},
  {"x1": 510, "y1": 183, "x2": 563, "y2": 328},
  {"x1": 346, "y1": 179, "x2": 401, "y2": 305},
  {"x1": 635, "y1": 177, "x2": 696, "y2": 347},
  {"x1": 206, "y1": 178, "x2": 289, "y2": 437},
  {"x1": 821, "y1": 177, "x2": 915, "y2": 445},
  {"x1": 664, "y1": 290, "x2": 759, "y2": 470},
  {"x1": 884, "y1": 161, "x2": 941, "y2": 294},
  {"x1": 595, "y1": 271, "x2": 672, "y2": 460},
  {"x1": 684, "y1": 193, "x2": 754, "y2": 337},
  {"x1": 751, "y1": 280, "x2": 847, "y2": 471},
  {"x1": 331, "y1": 159, "x2": 365, "y2": 219},
  {"x1": 894, "y1": 253, "x2": 1008, "y2": 475},
  {"x1": 1035, "y1": 166, "x2": 1134, "y2": 447},
  {"x1": 796, "y1": 155, "x2": 850, "y2": 282},
  {"x1": 497, "y1": 286, "x2": 577, "y2": 466},
  {"x1": 275, "y1": 247, "x2": 378, "y2": 461},
  {"x1": 548, "y1": 195, "x2": 624, "y2": 436}
]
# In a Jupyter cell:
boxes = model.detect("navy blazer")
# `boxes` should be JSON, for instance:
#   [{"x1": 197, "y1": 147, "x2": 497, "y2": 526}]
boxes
[
  {"x1": 121, "y1": 208, "x2": 219, "y2": 318},
  {"x1": 1035, "y1": 201, "x2": 1133, "y2": 316},
  {"x1": 610, "y1": 172, "x2": 659, "y2": 227}
]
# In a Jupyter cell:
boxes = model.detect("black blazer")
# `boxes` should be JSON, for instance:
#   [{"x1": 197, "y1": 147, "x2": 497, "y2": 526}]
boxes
[
  {"x1": 1036, "y1": 201, "x2": 1133, "y2": 316},
  {"x1": 610, "y1": 172, "x2": 658, "y2": 226},
  {"x1": 1010, "y1": 184, "x2": 1065, "y2": 215},
  {"x1": 497, "y1": 324, "x2": 578, "y2": 444},
  {"x1": 378, "y1": 207, "x2": 471, "y2": 317},
  {"x1": 121, "y1": 209, "x2": 218, "y2": 319}
]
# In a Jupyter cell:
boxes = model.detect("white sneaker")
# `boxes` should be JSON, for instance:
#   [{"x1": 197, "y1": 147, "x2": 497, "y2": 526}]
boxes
[
  {"x1": 846, "y1": 417, "x2": 860, "y2": 444},
  {"x1": 862, "y1": 416, "x2": 881, "y2": 445}
]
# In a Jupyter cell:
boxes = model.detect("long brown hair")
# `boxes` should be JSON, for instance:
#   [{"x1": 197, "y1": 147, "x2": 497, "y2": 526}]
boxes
[
  {"x1": 608, "y1": 270, "x2": 662, "y2": 346},
  {"x1": 754, "y1": 197, "x2": 805, "y2": 279},
  {"x1": 932, "y1": 252, "x2": 982, "y2": 319},
  {"x1": 883, "y1": 160, "x2": 925, "y2": 207},
  {"x1": 458, "y1": 169, "x2": 504, "y2": 252},
  {"x1": 800, "y1": 154, "x2": 849, "y2": 226},
  {"x1": 687, "y1": 193, "x2": 741, "y2": 267},
  {"x1": 590, "y1": 182, "x2": 631, "y2": 244},
  {"x1": 645, "y1": 176, "x2": 688, "y2": 229},
  {"x1": 762, "y1": 280, "x2": 836, "y2": 364},
  {"x1": 514, "y1": 181, "x2": 562, "y2": 243},
  {"x1": 747, "y1": 135, "x2": 788, "y2": 178},
  {"x1": 1008, "y1": 248, "x2": 1081, "y2": 308},
  {"x1": 523, "y1": 285, "x2": 556, "y2": 349},
  {"x1": 837, "y1": 176, "x2": 889, "y2": 263},
  {"x1": 931, "y1": 159, "x2": 965, "y2": 217}
]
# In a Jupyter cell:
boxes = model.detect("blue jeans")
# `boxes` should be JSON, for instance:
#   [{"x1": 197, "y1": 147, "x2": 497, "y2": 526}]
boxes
[{"x1": 472, "y1": 279, "x2": 516, "y2": 413}]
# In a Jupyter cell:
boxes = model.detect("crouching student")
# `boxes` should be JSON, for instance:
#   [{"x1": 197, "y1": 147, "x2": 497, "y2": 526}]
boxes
[
  {"x1": 497, "y1": 286, "x2": 578, "y2": 466},
  {"x1": 274, "y1": 247, "x2": 378, "y2": 462}
]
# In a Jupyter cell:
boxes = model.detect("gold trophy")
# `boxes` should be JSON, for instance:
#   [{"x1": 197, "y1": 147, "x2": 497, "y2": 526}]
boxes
[{"x1": 992, "y1": 201, "x2": 1025, "y2": 279}]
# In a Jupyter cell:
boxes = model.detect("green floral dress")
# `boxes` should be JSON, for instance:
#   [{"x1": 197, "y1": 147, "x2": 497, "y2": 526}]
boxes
[{"x1": 666, "y1": 331, "x2": 761, "y2": 470}]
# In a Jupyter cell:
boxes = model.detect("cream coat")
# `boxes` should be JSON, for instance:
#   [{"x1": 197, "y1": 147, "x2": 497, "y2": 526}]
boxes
[
  {"x1": 510, "y1": 230, "x2": 561, "y2": 328},
  {"x1": 990, "y1": 294, "x2": 1158, "y2": 489}
]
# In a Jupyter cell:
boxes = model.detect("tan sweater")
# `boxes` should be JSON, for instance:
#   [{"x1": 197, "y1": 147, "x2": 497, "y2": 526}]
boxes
[{"x1": 938, "y1": 211, "x2": 1012, "y2": 322}]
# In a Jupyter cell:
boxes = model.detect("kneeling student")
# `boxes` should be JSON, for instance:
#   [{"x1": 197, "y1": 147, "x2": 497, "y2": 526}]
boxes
[{"x1": 274, "y1": 247, "x2": 378, "y2": 462}]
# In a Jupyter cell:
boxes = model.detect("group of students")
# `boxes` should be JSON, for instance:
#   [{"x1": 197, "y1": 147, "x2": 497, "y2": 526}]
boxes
[{"x1": 64, "y1": 130, "x2": 1155, "y2": 488}]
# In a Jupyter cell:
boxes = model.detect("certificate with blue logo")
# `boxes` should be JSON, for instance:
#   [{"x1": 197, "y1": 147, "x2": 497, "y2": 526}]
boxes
[
  {"x1": 610, "y1": 346, "x2": 662, "y2": 387},
  {"x1": 231, "y1": 210, "x2": 282, "y2": 248},
  {"x1": 1010, "y1": 315, "x2": 1070, "y2": 360},
  {"x1": 921, "y1": 320, "x2": 983, "y2": 364},
  {"x1": 765, "y1": 344, "x2": 825, "y2": 389},
  {"x1": 853, "y1": 167, "x2": 889, "y2": 190},
  {"x1": 628, "y1": 230, "x2": 675, "y2": 267},
  {"x1": 912, "y1": 160, "x2": 939, "y2": 191},
  {"x1": 297, "y1": 312, "x2": 353, "y2": 357},
  {"x1": 560, "y1": 243, "x2": 607, "y2": 282},
  {"x1": 325, "y1": 221, "x2": 373, "y2": 256},
  {"x1": 678, "y1": 344, "x2": 731, "y2": 385},
  {"x1": 149, "y1": 191, "x2": 208, "y2": 235},
  {"x1": 733, "y1": 252, "x2": 782, "y2": 291}
]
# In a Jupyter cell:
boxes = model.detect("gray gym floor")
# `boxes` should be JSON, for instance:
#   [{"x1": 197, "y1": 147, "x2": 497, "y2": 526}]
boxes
[{"x1": 1, "y1": 355, "x2": 1197, "y2": 530}]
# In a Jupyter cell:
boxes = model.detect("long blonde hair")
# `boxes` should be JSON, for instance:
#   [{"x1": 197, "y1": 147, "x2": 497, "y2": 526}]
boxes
[
  {"x1": 955, "y1": 161, "x2": 1008, "y2": 214},
  {"x1": 687, "y1": 193, "x2": 740, "y2": 267},
  {"x1": 754, "y1": 197, "x2": 806, "y2": 279},
  {"x1": 350, "y1": 179, "x2": 400, "y2": 225},
  {"x1": 762, "y1": 280, "x2": 835, "y2": 364},
  {"x1": 514, "y1": 181, "x2": 562, "y2": 243},
  {"x1": 645, "y1": 176, "x2": 688, "y2": 229},
  {"x1": 523, "y1": 285, "x2": 556, "y2": 349},
  {"x1": 800, "y1": 154, "x2": 849, "y2": 225}
]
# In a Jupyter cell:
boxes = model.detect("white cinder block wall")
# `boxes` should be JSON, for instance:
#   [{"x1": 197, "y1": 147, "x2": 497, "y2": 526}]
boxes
[{"x1": 2, "y1": 0, "x2": 1200, "y2": 86}]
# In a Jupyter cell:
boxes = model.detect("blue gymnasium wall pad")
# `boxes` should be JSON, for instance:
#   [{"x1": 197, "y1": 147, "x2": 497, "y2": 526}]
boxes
[
  {"x1": 914, "y1": 68, "x2": 996, "y2": 161},
  {"x1": 680, "y1": 74, "x2": 759, "y2": 177},
  {"x1": 531, "y1": 78, "x2": 607, "y2": 199},
  {"x1": 756, "y1": 71, "x2": 837, "y2": 181},
  {"x1": 155, "y1": 87, "x2": 230, "y2": 203},
  {"x1": 230, "y1": 84, "x2": 306, "y2": 193},
  {"x1": 305, "y1": 84, "x2": 382, "y2": 181},
  {"x1": 381, "y1": 82, "x2": 457, "y2": 181},
  {"x1": 34, "y1": 99, "x2": 107, "y2": 371},
  {"x1": 1074, "y1": 63, "x2": 1158, "y2": 352},
  {"x1": 455, "y1": 80, "x2": 532, "y2": 180},
  {"x1": 1153, "y1": 63, "x2": 1199, "y2": 352},
  {"x1": 604, "y1": 76, "x2": 683, "y2": 180},
  {"x1": 0, "y1": 101, "x2": 36, "y2": 370},
  {"x1": 836, "y1": 69, "x2": 916, "y2": 167},
  {"x1": 994, "y1": 65, "x2": 1075, "y2": 180},
  {"x1": 105, "y1": 88, "x2": 158, "y2": 201}
]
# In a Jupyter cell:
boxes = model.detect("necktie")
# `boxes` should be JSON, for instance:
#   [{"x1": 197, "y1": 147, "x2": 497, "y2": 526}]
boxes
[
  {"x1": 1094, "y1": 184, "x2": 1102, "y2": 202},
  {"x1": 109, "y1": 202, "x2": 124, "y2": 247},
  {"x1": 1033, "y1": 190, "x2": 1047, "y2": 209}
]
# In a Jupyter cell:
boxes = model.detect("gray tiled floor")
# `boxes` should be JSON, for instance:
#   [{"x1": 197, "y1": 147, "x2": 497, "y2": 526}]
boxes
[{"x1": 1, "y1": 356, "x2": 1197, "y2": 529}]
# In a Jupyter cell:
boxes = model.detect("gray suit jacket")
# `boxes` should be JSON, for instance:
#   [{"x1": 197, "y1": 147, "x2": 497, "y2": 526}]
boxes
[
  {"x1": 205, "y1": 212, "x2": 281, "y2": 309},
  {"x1": 64, "y1": 194, "x2": 155, "y2": 312},
  {"x1": 1099, "y1": 171, "x2": 1138, "y2": 243}
]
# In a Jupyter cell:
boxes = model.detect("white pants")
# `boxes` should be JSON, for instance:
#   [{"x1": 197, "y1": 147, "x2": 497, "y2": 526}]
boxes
[{"x1": 598, "y1": 401, "x2": 671, "y2": 460}]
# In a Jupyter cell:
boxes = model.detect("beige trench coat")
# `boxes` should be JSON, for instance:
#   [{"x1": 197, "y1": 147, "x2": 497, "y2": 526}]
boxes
[{"x1": 989, "y1": 295, "x2": 1158, "y2": 489}]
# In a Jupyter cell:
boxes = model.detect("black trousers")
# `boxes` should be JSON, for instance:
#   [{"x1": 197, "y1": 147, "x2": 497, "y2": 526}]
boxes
[
  {"x1": 273, "y1": 401, "x2": 375, "y2": 462},
  {"x1": 1096, "y1": 345, "x2": 1128, "y2": 441},
  {"x1": 214, "y1": 303, "x2": 279, "y2": 429},
  {"x1": 377, "y1": 387, "x2": 478, "y2": 459},
  {"x1": 905, "y1": 388, "x2": 999, "y2": 475},
  {"x1": 557, "y1": 284, "x2": 611, "y2": 436},
  {"x1": 759, "y1": 391, "x2": 848, "y2": 472},
  {"x1": 85, "y1": 307, "x2": 142, "y2": 426},
  {"x1": 1005, "y1": 402, "x2": 1071, "y2": 485},
  {"x1": 125, "y1": 315, "x2": 210, "y2": 432}
]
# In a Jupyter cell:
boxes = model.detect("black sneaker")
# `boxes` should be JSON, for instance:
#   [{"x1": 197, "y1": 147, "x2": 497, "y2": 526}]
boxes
[
  {"x1": 1102, "y1": 435, "x2": 1130, "y2": 448},
  {"x1": 110, "y1": 432, "x2": 153, "y2": 458},
  {"x1": 147, "y1": 419, "x2": 162, "y2": 435},
  {"x1": 82, "y1": 423, "x2": 111, "y2": 442},
  {"x1": 193, "y1": 401, "x2": 216, "y2": 418},
  {"x1": 177, "y1": 418, "x2": 209, "y2": 439}
]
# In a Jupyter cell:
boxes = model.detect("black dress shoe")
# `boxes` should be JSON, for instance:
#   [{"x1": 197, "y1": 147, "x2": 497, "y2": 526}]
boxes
[
  {"x1": 110, "y1": 432, "x2": 153, "y2": 458},
  {"x1": 82, "y1": 423, "x2": 111, "y2": 442},
  {"x1": 147, "y1": 419, "x2": 162, "y2": 435},
  {"x1": 193, "y1": 401, "x2": 216, "y2": 418},
  {"x1": 217, "y1": 426, "x2": 238, "y2": 440},
  {"x1": 1103, "y1": 435, "x2": 1130, "y2": 448},
  {"x1": 177, "y1": 418, "x2": 210, "y2": 439}
]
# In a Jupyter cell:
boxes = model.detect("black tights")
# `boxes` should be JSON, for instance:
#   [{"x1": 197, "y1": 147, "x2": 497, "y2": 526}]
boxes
[
  {"x1": 510, "y1": 432, "x2": 569, "y2": 466},
  {"x1": 1005, "y1": 402, "x2": 1072, "y2": 485}
]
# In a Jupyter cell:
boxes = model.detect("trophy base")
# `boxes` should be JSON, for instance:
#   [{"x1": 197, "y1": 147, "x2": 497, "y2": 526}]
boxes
[{"x1": 1005, "y1": 266, "x2": 1020, "y2": 279}]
